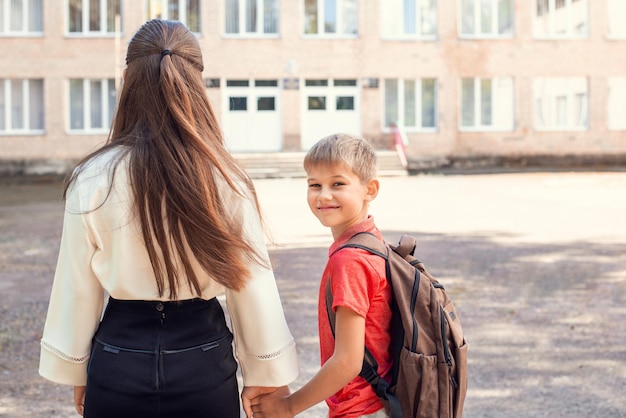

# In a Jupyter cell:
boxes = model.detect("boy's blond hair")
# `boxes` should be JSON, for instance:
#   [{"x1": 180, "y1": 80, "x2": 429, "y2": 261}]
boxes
[{"x1": 303, "y1": 133, "x2": 377, "y2": 182}]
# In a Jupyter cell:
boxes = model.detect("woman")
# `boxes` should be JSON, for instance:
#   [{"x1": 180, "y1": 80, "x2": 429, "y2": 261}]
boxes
[{"x1": 39, "y1": 19, "x2": 299, "y2": 417}]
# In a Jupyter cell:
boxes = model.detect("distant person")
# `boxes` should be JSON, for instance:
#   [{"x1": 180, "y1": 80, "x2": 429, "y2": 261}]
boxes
[
  {"x1": 39, "y1": 19, "x2": 299, "y2": 417},
  {"x1": 246, "y1": 134, "x2": 392, "y2": 418}
]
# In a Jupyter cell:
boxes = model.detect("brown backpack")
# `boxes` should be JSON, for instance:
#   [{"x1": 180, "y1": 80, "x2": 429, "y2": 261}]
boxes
[{"x1": 326, "y1": 232, "x2": 468, "y2": 418}]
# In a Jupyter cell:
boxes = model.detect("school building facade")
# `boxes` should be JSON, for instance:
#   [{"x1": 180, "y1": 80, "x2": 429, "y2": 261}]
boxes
[{"x1": 0, "y1": 0, "x2": 625, "y2": 174}]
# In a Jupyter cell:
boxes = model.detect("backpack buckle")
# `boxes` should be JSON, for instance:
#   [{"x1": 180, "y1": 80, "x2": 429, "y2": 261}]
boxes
[{"x1": 360, "y1": 364, "x2": 379, "y2": 384}]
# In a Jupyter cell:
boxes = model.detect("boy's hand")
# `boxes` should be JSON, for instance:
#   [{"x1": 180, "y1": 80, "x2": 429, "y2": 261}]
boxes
[
  {"x1": 242, "y1": 385, "x2": 290, "y2": 418},
  {"x1": 250, "y1": 386, "x2": 293, "y2": 418}
]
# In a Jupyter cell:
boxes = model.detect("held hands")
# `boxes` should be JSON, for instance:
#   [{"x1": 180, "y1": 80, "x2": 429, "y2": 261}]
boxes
[{"x1": 242, "y1": 385, "x2": 293, "y2": 418}]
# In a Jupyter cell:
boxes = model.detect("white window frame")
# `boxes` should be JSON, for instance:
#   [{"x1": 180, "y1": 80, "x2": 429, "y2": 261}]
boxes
[
  {"x1": 458, "y1": 0, "x2": 513, "y2": 39},
  {"x1": 534, "y1": 77, "x2": 588, "y2": 131},
  {"x1": 0, "y1": 0, "x2": 43, "y2": 36},
  {"x1": 0, "y1": 79, "x2": 44, "y2": 134},
  {"x1": 459, "y1": 77, "x2": 514, "y2": 132},
  {"x1": 68, "y1": 79, "x2": 116, "y2": 134},
  {"x1": 303, "y1": 0, "x2": 358, "y2": 38},
  {"x1": 607, "y1": 78, "x2": 626, "y2": 131},
  {"x1": 383, "y1": 78, "x2": 438, "y2": 133},
  {"x1": 533, "y1": 0, "x2": 588, "y2": 39},
  {"x1": 380, "y1": 0, "x2": 437, "y2": 40},
  {"x1": 66, "y1": 0, "x2": 121, "y2": 36},
  {"x1": 224, "y1": 0, "x2": 279, "y2": 37},
  {"x1": 607, "y1": 0, "x2": 626, "y2": 39},
  {"x1": 147, "y1": 0, "x2": 201, "y2": 33}
]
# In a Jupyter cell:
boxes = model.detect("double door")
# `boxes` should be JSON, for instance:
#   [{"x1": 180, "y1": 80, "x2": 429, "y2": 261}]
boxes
[
  {"x1": 222, "y1": 79, "x2": 282, "y2": 152},
  {"x1": 300, "y1": 79, "x2": 361, "y2": 150}
]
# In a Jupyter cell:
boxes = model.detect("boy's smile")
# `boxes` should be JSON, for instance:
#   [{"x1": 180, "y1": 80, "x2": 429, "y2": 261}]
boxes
[{"x1": 306, "y1": 163, "x2": 379, "y2": 240}]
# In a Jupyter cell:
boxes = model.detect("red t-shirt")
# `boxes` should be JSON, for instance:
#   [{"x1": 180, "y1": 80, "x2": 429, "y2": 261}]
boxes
[{"x1": 317, "y1": 216, "x2": 393, "y2": 418}]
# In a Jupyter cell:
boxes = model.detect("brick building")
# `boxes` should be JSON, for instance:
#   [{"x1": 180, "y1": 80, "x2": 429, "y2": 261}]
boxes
[{"x1": 0, "y1": 0, "x2": 625, "y2": 174}]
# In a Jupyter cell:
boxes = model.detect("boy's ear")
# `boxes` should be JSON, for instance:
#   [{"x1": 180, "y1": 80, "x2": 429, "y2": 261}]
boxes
[{"x1": 365, "y1": 178, "x2": 380, "y2": 202}]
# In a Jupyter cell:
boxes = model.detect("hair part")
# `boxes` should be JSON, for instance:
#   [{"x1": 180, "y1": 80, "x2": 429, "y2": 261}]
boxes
[
  {"x1": 64, "y1": 19, "x2": 266, "y2": 298},
  {"x1": 303, "y1": 133, "x2": 377, "y2": 182}
]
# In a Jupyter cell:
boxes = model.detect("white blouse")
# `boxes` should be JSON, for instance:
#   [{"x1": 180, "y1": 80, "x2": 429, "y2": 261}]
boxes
[{"x1": 39, "y1": 147, "x2": 299, "y2": 387}]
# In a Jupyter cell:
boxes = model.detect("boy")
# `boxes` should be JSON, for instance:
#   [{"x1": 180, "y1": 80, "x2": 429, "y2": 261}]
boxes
[{"x1": 246, "y1": 134, "x2": 392, "y2": 418}]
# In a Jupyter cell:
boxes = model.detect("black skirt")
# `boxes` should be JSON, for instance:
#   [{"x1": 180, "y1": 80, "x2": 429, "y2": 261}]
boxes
[{"x1": 84, "y1": 297, "x2": 240, "y2": 418}]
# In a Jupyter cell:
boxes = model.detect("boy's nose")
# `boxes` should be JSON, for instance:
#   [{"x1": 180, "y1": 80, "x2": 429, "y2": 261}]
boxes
[{"x1": 318, "y1": 187, "x2": 332, "y2": 200}]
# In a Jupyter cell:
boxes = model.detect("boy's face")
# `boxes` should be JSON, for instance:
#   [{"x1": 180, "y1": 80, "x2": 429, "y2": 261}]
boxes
[{"x1": 306, "y1": 163, "x2": 379, "y2": 240}]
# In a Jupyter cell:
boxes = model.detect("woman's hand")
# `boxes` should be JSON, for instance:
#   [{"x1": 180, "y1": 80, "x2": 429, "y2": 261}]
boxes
[
  {"x1": 73, "y1": 386, "x2": 86, "y2": 416},
  {"x1": 250, "y1": 386, "x2": 294, "y2": 418},
  {"x1": 242, "y1": 385, "x2": 290, "y2": 418}
]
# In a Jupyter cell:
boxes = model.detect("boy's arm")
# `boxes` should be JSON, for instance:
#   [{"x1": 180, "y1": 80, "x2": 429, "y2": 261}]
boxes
[{"x1": 250, "y1": 306, "x2": 366, "y2": 418}]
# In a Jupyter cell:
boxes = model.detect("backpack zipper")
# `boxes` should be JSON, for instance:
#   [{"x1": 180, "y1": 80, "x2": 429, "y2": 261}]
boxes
[
  {"x1": 410, "y1": 269, "x2": 420, "y2": 351},
  {"x1": 440, "y1": 305, "x2": 458, "y2": 389}
]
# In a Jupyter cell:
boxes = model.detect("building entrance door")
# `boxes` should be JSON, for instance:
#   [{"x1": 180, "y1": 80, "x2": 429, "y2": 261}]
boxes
[
  {"x1": 300, "y1": 79, "x2": 360, "y2": 150},
  {"x1": 222, "y1": 79, "x2": 282, "y2": 152}
]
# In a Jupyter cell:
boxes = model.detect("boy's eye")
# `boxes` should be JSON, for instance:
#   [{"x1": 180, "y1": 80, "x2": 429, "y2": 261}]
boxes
[
  {"x1": 308, "y1": 183, "x2": 321, "y2": 188},
  {"x1": 333, "y1": 182, "x2": 345, "y2": 187}
]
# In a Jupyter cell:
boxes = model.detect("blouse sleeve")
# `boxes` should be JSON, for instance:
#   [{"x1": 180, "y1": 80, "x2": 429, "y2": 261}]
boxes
[
  {"x1": 224, "y1": 194, "x2": 300, "y2": 387},
  {"x1": 39, "y1": 178, "x2": 105, "y2": 386}
]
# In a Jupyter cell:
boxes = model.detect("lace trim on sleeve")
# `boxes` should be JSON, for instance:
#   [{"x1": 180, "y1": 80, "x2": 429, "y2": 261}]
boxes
[
  {"x1": 250, "y1": 340, "x2": 296, "y2": 361},
  {"x1": 40, "y1": 340, "x2": 89, "y2": 363}
]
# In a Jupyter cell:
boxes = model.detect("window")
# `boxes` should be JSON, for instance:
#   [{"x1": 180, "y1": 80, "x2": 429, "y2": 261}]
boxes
[
  {"x1": 225, "y1": 0, "x2": 279, "y2": 36},
  {"x1": 0, "y1": 79, "x2": 44, "y2": 133},
  {"x1": 381, "y1": 0, "x2": 436, "y2": 39},
  {"x1": 255, "y1": 79, "x2": 278, "y2": 87},
  {"x1": 607, "y1": 78, "x2": 626, "y2": 130},
  {"x1": 69, "y1": 79, "x2": 116, "y2": 132},
  {"x1": 229, "y1": 97, "x2": 247, "y2": 110},
  {"x1": 534, "y1": 0, "x2": 587, "y2": 38},
  {"x1": 227, "y1": 80, "x2": 249, "y2": 87},
  {"x1": 148, "y1": 0, "x2": 201, "y2": 33},
  {"x1": 534, "y1": 77, "x2": 587, "y2": 130},
  {"x1": 305, "y1": 79, "x2": 328, "y2": 86},
  {"x1": 308, "y1": 96, "x2": 326, "y2": 110},
  {"x1": 257, "y1": 97, "x2": 275, "y2": 110},
  {"x1": 0, "y1": 0, "x2": 43, "y2": 35},
  {"x1": 384, "y1": 79, "x2": 437, "y2": 130},
  {"x1": 460, "y1": 0, "x2": 513, "y2": 38},
  {"x1": 607, "y1": 0, "x2": 626, "y2": 39},
  {"x1": 304, "y1": 0, "x2": 358, "y2": 36},
  {"x1": 68, "y1": 0, "x2": 121, "y2": 34},
  {"x1": 460, "y1": 77, "x2": 514, "y2": 131},
  {"x1": 334, "y1": 79, "x2": 356, "y2": 86},
  {"x1": 336, "y1": 96, "x2": 354, "y2": 110}
]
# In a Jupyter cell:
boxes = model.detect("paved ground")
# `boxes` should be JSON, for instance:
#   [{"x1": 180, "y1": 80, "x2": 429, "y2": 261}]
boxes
[{"x1": 0, "y1": 172, "x2": 625, "y2": 417}]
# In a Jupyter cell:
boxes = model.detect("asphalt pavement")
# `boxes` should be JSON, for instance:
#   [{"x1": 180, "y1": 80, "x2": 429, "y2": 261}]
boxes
[{"x1": 0, "y1": 171, "x2": 625, "y2": 417}]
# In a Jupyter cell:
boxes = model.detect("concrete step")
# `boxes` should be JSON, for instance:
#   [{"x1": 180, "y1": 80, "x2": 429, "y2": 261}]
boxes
[{"x1": 233, "y1": 150, "x2": 407, "y2": 179}]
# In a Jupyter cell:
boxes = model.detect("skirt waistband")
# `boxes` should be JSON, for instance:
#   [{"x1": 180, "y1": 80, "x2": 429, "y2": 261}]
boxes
[
  {"x1": 106, "y1": 297, "x2": 216, "y2": 315},
  {"x1": 96, "y1": 297, "x2": 230, "y2": 351}
]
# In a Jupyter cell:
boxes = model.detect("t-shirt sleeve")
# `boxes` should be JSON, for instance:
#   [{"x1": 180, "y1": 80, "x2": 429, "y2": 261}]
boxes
[{"x1": 328, "y1": 249, "x2": 384, "y2": 319}]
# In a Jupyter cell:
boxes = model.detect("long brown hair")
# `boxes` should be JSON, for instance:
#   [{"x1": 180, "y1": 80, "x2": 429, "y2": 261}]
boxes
[{"x1": 64, "y1": 19, "x2": 266, "y2": 298}]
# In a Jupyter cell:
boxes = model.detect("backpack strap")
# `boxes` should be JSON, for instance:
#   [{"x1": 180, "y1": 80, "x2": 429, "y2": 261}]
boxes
[
  {"x1": 326, "y1": 232, "x2": 403, "y2": 418},
  {"x1": 331, "y1": 231, "x2": 388, "y2": 258}
]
